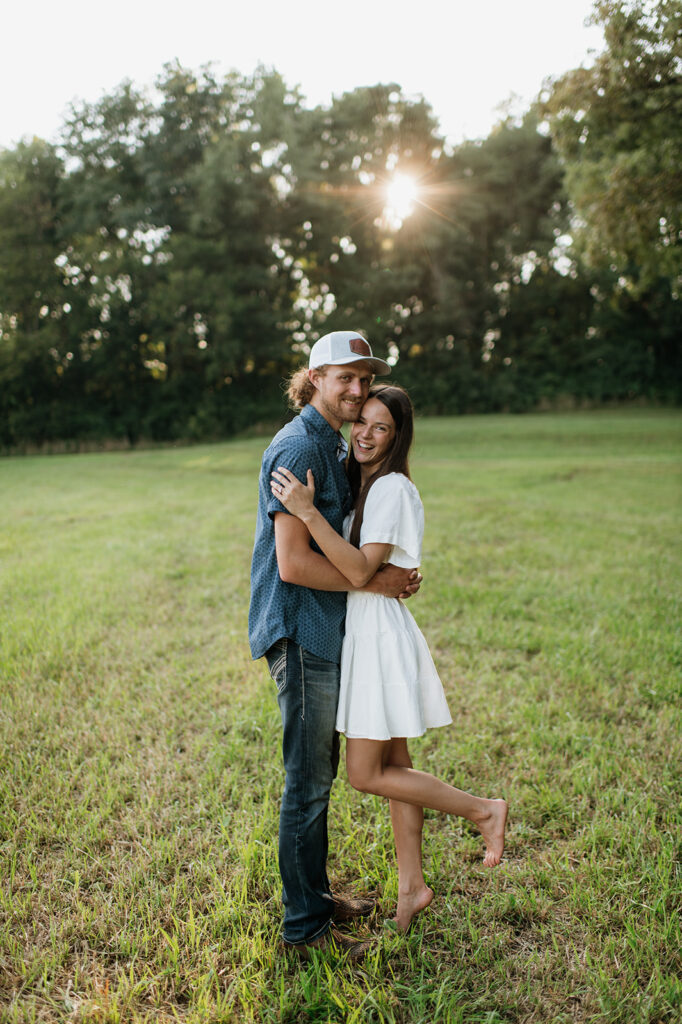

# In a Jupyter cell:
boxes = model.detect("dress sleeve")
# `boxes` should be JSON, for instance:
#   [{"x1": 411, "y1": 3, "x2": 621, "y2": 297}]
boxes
[{"x1": 359, "y1": 474, "x2": 423, "y2": 565}]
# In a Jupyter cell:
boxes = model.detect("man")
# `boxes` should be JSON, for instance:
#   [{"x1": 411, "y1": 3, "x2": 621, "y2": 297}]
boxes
[{"x1": 249, "y1": 330, "x2": 420, "y2": 960}]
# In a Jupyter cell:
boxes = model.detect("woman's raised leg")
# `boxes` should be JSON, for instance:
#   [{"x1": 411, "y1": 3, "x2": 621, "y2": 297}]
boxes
[
  {"x1": 386, "y1": 738, "x2": 433, "y2": 931},
  {"x1": 346, "y1": 737, "x2": 508, "y2": 867}
]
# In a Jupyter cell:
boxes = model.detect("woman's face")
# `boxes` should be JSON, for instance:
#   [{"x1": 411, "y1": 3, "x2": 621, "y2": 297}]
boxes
[{"x1": 350, "y1": 397, "x2": 396, "y2": 472}]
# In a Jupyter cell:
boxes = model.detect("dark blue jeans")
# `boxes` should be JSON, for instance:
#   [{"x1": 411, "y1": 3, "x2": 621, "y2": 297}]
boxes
[{"x1": 265, "y1": 639, "x2": 340, "y2": 944}]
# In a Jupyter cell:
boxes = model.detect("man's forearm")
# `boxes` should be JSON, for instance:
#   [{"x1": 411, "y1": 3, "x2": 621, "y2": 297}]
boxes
[
  {"x1": 284, "y1": 552, "x2": 419, "y2": 599},
  {"x1": 362, "y1": 563, "x2": 421, "y2": 598},
  {"x1": 278, "y1": 546, "x2": 354, "y2": 591},
  {"x1": 274, "y1": 513, "x2": 418, "y2": 596}
]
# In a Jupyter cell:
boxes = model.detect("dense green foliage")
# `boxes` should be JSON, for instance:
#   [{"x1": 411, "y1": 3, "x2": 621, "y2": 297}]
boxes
[
  {"x1": 0, "y1": 2, "x2": 680, "y2": 449},
  {"x1": 1, "y1": 411, "x2": 680, "y2": 1022},
  {"x1": 542, "y1": 0, "x2": 682, "y2": 287}
]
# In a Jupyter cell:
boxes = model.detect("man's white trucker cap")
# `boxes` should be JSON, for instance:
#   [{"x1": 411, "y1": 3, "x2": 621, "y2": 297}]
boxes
[{"x1": 308, "y1": 331, "x2": 391, "y2": 375}]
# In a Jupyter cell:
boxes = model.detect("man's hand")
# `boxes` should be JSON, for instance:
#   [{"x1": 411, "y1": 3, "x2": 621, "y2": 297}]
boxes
[
  {"x1": 364, "y1": 563, "x2": 422, "y2": 600},
  {"x1": 398, "y1": 569, "x2": 422, "y2": 600}
]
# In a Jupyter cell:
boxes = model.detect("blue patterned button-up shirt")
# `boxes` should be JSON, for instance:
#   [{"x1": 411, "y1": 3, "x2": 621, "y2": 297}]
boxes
[{"x1": 248, "y1": 404, "x2": 354, "y2": 663}]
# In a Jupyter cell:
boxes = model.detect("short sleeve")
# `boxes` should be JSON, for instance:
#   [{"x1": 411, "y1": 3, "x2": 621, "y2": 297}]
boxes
[
  {"x1": 264, "y1": 437, "x2": 324, "y2": 520},
  {"x1": 359, "y1": 474, "x2": 423, "y2": 565}
]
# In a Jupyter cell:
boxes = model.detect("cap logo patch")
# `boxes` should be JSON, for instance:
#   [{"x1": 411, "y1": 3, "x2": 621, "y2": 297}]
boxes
[{"x1": 350, "y1": 337, "x2": 371, "y2": 356}]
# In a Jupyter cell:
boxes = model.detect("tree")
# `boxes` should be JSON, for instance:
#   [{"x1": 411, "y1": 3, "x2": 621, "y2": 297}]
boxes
[
  {"x1": 2, "y1": 56, "x2": 678, "y2": 450},
  {"x1": 542, "y1": 0, "x2": 682, "y2": 288},
  {"x1": 373, "y1": 114, "x2": 568, "y2": 411},
  {"x1": 139, "y1": 65, "x2": 302, "y2": 436},
  {"x1": 274, "y1": 84, "x2": 443, "y2": 346},
  {"x1": 0, "y1": 140, "x2": 71, "y2": 446},
  {"x1": 55, "y1": 64, "x2": 299, "y2": 440}
]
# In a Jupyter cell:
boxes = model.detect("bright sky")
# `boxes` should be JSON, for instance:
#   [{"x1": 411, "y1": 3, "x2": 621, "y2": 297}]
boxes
[{"x1": 2, "y1": 0, "x2": 604, "y2": 150}]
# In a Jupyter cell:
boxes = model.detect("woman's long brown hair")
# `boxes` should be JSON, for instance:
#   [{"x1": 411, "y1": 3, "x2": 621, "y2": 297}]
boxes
[{"x1": 347, "y1": 384, "x2": 414, "y2": 548}]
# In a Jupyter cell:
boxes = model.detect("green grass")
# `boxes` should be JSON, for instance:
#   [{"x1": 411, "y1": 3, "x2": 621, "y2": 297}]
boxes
[{"x1": 1, "y1": 409, "x2": 681, "y2": 1023}]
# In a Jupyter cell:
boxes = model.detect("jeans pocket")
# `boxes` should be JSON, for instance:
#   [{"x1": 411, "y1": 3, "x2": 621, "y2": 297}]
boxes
[{"x1": 265, "y1": 639, "x2": 288, "y2": 694}]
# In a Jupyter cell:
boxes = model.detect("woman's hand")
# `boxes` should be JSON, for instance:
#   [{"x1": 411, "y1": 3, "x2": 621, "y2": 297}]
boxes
[{"x1": 271, "y1": 467, "x2": 316, "y2": 519}]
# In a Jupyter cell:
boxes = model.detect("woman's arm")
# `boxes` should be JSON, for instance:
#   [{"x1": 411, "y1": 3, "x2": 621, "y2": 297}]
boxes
[
  {"x1": 271, "y1": 467, "x2": 391, "y2": 588},
  {"x1": 276, "y1": 514, "x2": 419, "y2": 597},
  {"x1": 274, "y1": 513, "x2": 355, "y2": 589}
]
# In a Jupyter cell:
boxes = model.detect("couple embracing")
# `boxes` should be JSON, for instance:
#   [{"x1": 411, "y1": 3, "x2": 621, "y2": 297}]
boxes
[{"x1": 248, "y1": 331, "x2": 507, "y2": 960}]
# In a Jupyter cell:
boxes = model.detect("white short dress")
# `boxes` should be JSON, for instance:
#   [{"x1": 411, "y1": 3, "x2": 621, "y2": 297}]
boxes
[{"x1": 335, "y1": 472, "x2": 453, "y2": 740}]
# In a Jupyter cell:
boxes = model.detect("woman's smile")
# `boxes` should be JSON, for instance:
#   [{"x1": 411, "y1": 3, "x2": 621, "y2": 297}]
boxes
[{"x1": 350, "y1": 397, "x2": 397, "y2": 474}]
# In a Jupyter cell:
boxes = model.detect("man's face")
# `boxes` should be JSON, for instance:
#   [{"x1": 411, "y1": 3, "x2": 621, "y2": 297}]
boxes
[{"x1": 310, "y1": 362, "x2": 374, "y2": 429}]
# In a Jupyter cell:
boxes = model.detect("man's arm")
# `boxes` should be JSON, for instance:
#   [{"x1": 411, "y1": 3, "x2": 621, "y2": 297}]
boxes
[
  {"x1": 274, "y1": 513, "x2": 420, "y2": 598},
  {"x1": 274, "y1": 513, "x2": 354, "y2": 591},
  {"x1": 364, "y1": 562, "x2": 422, "y2": 599}
]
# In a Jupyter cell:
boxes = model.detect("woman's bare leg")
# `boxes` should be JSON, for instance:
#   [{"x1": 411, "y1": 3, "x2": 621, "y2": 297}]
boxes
[
  {"x1": 346, "y1": 737, "x2": 508, "y2": 867},
  {"x1": 386, "y1": 738, "x2": 433, "y2": 931}
]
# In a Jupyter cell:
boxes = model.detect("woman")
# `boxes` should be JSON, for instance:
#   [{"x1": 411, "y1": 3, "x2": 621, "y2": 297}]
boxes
[{"x1": 271, "y1": 384, "x2": 508, "y2": 932}]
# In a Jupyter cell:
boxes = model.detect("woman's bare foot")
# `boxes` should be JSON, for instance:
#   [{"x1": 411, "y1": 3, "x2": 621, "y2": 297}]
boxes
[
  {"x1": 394, "y1": 885, "x2": 433, "y2": 932},
  {"x1": 478, "y1": 798, "x2": 508, "y2": 866}
]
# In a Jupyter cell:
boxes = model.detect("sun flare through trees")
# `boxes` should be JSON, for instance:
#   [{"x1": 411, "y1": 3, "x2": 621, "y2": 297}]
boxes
[{"x1": 382, "y1": 173, "x2": 420, "y2": 230}]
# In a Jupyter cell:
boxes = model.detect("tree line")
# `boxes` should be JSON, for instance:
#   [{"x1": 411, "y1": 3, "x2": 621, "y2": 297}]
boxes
[{"x1": 0, "y1": 0, "x2": 679, "y2": 449}]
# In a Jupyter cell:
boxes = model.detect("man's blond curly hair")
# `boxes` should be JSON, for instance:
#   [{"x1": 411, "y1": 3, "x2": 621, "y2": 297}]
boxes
[{"x1": 286, "y1": 365, "x2": 327, "y2": 411}]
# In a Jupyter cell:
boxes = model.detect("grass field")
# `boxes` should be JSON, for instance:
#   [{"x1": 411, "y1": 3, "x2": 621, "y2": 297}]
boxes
[{"x1": 1, "y1": 409, "x2": 681, "y2": 1024}]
